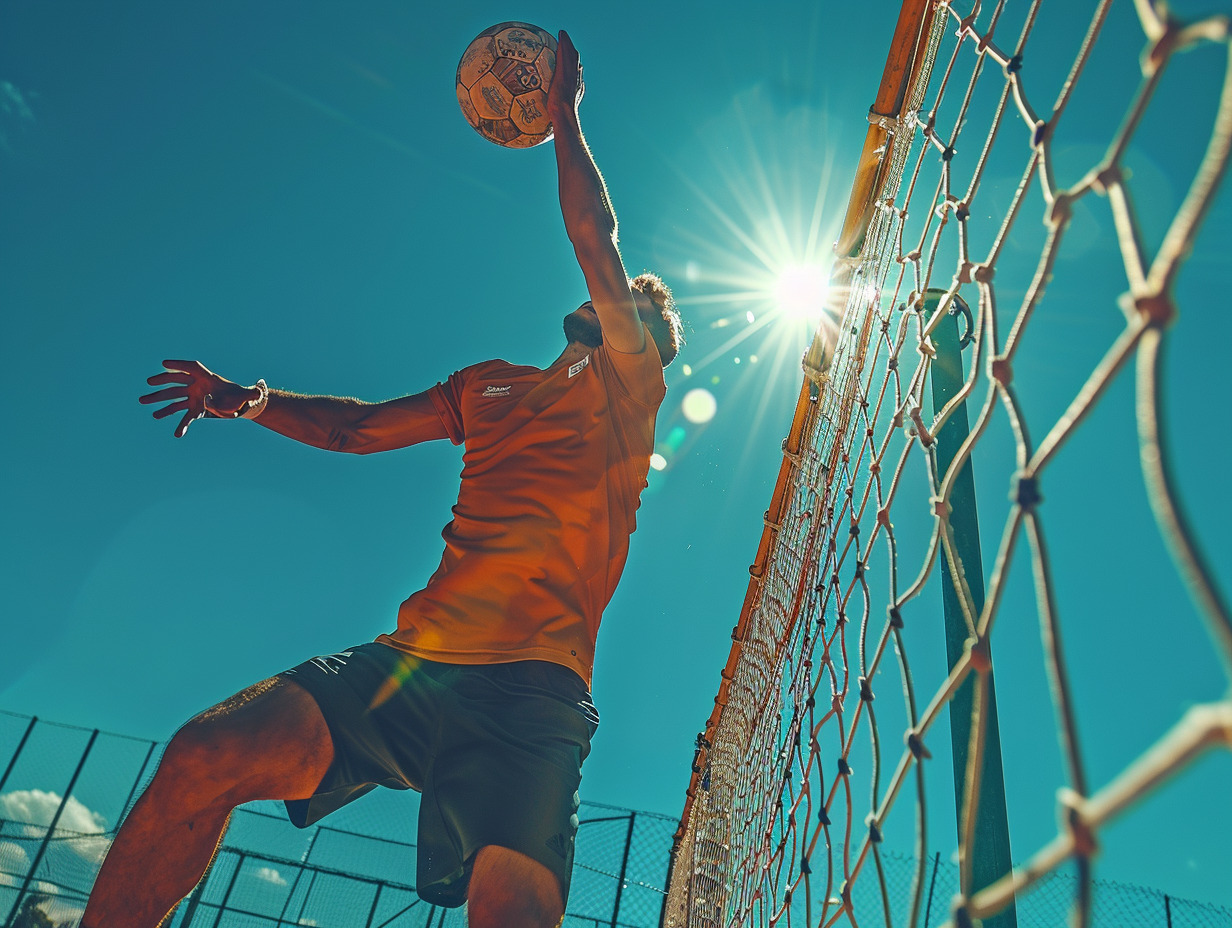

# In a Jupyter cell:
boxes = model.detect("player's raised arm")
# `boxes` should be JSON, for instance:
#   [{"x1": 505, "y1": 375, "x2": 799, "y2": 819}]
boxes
[
  {"x1": 547, "y1": 30, "x2": 645, "y2": 355},
  {"x1": 139, "y1": 360, "x2": 448, "y2": 452}
]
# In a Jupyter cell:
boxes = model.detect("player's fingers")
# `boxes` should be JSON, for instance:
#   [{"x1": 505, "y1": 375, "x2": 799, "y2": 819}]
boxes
[
  {"x1": 174, "y1": 409, "x2": 203, "y2": 439},
  {"x1": 139, "y1": 386, "x2": 188, "y2": 405},
  {"x1": 152, "y1": 400, "x2": 190, "y2": 420},
  {"x1": 146, "y1": 371, "x2": 192, "y2": 387},
  {"x1": 162, "y1": 359, "x2": 206, "y2": 376}
]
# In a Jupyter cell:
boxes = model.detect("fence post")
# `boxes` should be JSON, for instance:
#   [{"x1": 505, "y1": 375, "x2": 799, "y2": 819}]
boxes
[
  {"x1": 0, "y1": 716, "x2": 37, "y2": 794},
  {"x1": 278, "y1": 825, "x2": 322, "y2": 925},
  {"x1": 922, "y1": 851, "x2": 941, "y2": 927},
  {"x1": 611, "y1": 811, "x2": 637, "y2": 927},
  {"x1": 210, "y1": 852, "x2": 245, "y2": 928},
  {"x1": 364, "y1": 881, "x2": 385, "y2": 927},
  {"x1": 1164, "y1": 892, "x2": 1173, "y2": 928},
  {"x1": 118, "y1": 738, "x2": 159, "y2": 822},
  {"x1": 4, "y1": 727, "x2": 99, "y2": 928},
  {"x1": 177, "y1": 881, "x2": 207, "y2": 928}
]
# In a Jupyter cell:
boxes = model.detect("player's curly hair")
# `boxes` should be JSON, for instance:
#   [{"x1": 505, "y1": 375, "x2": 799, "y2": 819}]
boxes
[{"x1": 631, "y1": 272, "x2": 684, "y2": 367}]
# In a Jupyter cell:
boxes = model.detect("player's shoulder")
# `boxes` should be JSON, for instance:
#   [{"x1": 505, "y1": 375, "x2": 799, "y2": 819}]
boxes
[
  {"x1": 457, "y1": 358, "x2": 536, "y2": 380},
  {"x1": 594, "y1": 335, "x2": 667, "y2": 407}
]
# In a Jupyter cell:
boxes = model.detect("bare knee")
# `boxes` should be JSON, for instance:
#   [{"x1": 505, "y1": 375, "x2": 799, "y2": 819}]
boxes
[
  {"x1": 468, "y1": 846, "x2": 564, "y2": 928},
  {"x1": 152, "y1": 676, "x2": 332, "y2": 807},
  {"x1": 150, "y1": 710, "x2": 260, "y2": 809}
]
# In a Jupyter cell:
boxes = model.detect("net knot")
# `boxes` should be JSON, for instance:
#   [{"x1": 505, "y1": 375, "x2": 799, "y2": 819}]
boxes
[
  {"x1": 990, "y1": 357, "x2": 1013, "y2": 386},
  {"x1": 909, "y1": 408, "x2": 934, "y2": 446},
  {"x1": 1131, "y1": 292, "x2": 1175, "y2": 327},
  {"x1": 837, "y1": 756, "x2": 852, "y2": 776},
  {"x1": 1006, "y1": 53, "x2": 1023, "y2": 74},
  {"x1": 1011, "y1": 472, "x2": 1043, "y2": 509},
  {"x1": 906, "y1": 730, "x2": 932, "y2": 759},
  {"x1": 858, "y1": 676, "x2": 874, "y2": 702},
  {"x1": 967, "y1": 636, "x2": 992, "y2": 674},
  {"x1": 876, "y1": 507, "x2": 892, "y2": 528},
  {"x1": 1059, "y1": 788, "x2": 1099, "y2": 858},
  {"x1": 800, "y1": 855, "x2": 811, "y2": 875},
  {"x1": 1047, "y1": 192, "x2": 1073, "y2": 228},
  {"x1": 931, "y1": 496, "x2": 949, "y2": 520},
  {"x1": 818, "y1": 807, "x2": 831, "y2": 826},
  {"x1": 973, "y1": 263, "x2": 994, "y2": 283},
  {"x1": 942, "y1": 145, "x2": 957, "y2": 163},
  {"x1": 1091, "y1": 163, "x2": 1122, "y2": 195},
  {"x1": 952, "y1": 900, "x2": 976, "y2": 928},
  {"x1": 864, "y1": 814, "x2": 883, "y2": 843},
  {"x1": 1031, "y1": 119, "x2": 1049, "y2": 148},
  {"x1": 889, "y1": 606, "x2": 904, "y2": 628}
]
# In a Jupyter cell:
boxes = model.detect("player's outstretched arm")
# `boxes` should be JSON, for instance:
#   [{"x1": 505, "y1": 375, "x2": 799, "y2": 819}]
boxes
[
  {"x1": 140, "y1": 360, "x2": 447, "y2": 452},
  {"x1": 547, "y1": 30, "x2": 645, "y2": 355}
]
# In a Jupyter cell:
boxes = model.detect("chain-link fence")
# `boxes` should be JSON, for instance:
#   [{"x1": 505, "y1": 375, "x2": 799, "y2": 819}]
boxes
[
  {"x1": 1, "y1": 711, "x2": 1226, "y2": 927},
  {"x1": 0, "y1": 711, "x2": 676, "y2": 927}
]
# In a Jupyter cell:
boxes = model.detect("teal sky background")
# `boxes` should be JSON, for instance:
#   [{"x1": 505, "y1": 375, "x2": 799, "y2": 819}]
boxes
[{"x1": 2, "y1": 0, "x2": 1230, "y2": 912}]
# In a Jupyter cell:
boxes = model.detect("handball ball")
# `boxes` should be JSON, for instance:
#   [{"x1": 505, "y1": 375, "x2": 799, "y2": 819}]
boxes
[{"x1": 457, "y1": 22, "x2": 557, "y2": 148}]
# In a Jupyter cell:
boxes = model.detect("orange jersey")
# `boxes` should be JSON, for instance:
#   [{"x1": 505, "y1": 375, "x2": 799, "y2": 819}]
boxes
[{"x1": 376, "y1": 334, "x2": 665, "y2": 686}]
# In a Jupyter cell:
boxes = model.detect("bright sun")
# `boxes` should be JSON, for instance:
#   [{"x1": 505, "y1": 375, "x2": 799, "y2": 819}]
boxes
[{"x1": 774, "y1": 263, "x2": 830, "y2": 323}]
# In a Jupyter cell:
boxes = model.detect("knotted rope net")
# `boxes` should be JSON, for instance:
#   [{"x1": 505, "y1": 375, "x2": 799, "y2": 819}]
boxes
[{"x1": 663, "y1": 1, "x2": 1232, "y2": 926}]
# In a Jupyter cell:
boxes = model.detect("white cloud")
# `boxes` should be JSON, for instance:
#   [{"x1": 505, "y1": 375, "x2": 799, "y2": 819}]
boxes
[
  {"x1": 0, "y1": 80, "x2": 34, "y2": 155},
  {"x1": 253, "y1": 865, "x2": 287, "y2": 886},
  {"x1": 0, "y1": 789, "x2": 107, "y2": 835},
  {"x1": 0, "y1": 841, "x2": 55, "y2": 894},
  {"x1": 0, "y1": 790, "x2": 112, "y2": 866},
  {"x1": 0, "y1": 839, "x2": 31, "y2": 881},
  {"x1": 0, "y1": 81, "x2": 33, "y2": 122}
]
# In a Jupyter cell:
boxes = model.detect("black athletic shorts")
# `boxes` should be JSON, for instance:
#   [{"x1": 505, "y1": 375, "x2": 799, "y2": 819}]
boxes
[{"x1": 279, "y1": 642, "x2": 599, "y2": 908}]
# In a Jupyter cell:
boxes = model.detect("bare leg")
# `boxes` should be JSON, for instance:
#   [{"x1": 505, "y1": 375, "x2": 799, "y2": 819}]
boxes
[
  {"x1": 467, "y1": 846, "x2": 565, "y2": 928},
  {"x1": 81, "y1": 677, "x2": 333, "y2": 928}
]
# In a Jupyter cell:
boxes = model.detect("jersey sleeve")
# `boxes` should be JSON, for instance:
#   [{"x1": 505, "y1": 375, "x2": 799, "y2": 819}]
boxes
[
  {"x1": 598, "y1": 324, "x2": 667, "y2": 407},
  {"x1": 428, "y1": 368, "x2": 469, "y2": 445}
]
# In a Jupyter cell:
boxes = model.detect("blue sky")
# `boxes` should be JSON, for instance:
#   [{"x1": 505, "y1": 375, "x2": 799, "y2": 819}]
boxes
[{"x1": 2, "y1": 0, "x2": 1230, "y2": 913}]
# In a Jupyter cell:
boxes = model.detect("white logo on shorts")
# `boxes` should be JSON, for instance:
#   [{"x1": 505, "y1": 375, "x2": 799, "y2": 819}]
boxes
[
  {"x1": 307, "y1": 651, "x2": 354, "y2": 675},
  {"x1": 568, "y1": 356, "x2": 590, "y2": 378},
  {"x1": 482, "y1": 384, "x2": 513, "y2": 397}
]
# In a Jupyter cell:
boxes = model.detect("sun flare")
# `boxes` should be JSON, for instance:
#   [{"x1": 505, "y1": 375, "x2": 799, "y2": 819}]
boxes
[{"x1": 774, "y1": 263, "x2": 830, "y2": 324}]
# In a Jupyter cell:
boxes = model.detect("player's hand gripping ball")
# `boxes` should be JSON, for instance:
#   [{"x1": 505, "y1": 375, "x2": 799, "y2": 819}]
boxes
[{"x1": 457, "y1": 22, "x2": 557, "y2": 148}]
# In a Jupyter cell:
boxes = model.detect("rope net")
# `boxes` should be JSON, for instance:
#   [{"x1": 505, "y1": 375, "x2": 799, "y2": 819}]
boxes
[{"x1": 663, "y1": 1, "x2": 1232, "y2": 926}]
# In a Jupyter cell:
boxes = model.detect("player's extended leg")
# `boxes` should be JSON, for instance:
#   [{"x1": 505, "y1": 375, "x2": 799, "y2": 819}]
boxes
[
  {"x1": 468, "y1": 846, "x2": 565, "y2": 928},
  {"x1": 81, "y1": 676, "x2": 333, "y2": 928}
]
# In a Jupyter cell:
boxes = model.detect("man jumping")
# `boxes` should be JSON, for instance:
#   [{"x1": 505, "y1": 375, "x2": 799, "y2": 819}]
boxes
[{"x1": 87, "y1": 30, "x2": 681, "y2": 928}]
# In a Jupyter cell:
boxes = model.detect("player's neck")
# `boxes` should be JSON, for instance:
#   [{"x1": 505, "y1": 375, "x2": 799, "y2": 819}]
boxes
[{"x1": 547, "y1": 341, "x2": 594, "y2": 371}]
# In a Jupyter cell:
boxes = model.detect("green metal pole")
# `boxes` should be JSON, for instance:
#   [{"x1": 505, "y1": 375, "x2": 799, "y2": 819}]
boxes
[{"x1": 925, "y1": 290, "x2": 1017, "y2": 928}]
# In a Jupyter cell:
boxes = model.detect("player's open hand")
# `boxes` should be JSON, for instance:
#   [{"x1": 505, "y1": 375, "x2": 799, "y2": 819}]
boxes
[
  {"x1": 139, "y1": 360, "x2": 254, "y2": 438},
  {"x1": 548, "y1": 30, "x2": 583, "y2": 117}
]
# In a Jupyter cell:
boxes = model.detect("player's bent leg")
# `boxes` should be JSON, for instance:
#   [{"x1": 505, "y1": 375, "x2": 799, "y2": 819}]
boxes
[
  {"x1": 467, "y1": 845, "x2": 565, "y2": 928},
  {"x1": 81, "y1": 676, "x2": 334, "y2": 928}
]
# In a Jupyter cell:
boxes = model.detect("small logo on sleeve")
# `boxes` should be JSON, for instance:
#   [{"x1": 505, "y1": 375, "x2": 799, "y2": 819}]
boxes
[
  {"x1": 482, "y1": 384, "x2": 513, "y2": 397},
  {"x1": 568, "y1": 356, "x2": 590, "y2": 378}
]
